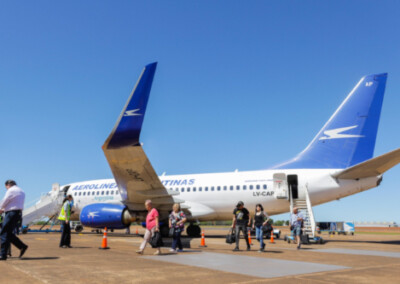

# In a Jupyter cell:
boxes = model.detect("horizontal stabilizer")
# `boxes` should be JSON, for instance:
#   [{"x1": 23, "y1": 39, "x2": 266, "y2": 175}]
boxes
[{"x1": 333, "y1": 148, "x2": 400, "y2": 179}]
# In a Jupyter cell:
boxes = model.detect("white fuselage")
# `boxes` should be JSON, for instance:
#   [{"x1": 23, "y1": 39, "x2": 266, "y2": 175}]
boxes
[{"x1": 65, "y1": 168, "x2": 380, "y2": 221}]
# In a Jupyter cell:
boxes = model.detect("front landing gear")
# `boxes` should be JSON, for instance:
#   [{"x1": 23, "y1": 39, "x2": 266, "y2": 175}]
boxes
[{"x1": 186, "y1": 223, "x2": 201, "y2": 237}]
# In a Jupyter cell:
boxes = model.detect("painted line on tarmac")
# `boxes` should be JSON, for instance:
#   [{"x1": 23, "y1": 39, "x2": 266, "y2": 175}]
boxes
[
  {"x1": 143, "y1": 251, "x2": 349, "y2": 278},
  {"x1": 313, "y1": 248, "x2": 400, "y2": 259}
]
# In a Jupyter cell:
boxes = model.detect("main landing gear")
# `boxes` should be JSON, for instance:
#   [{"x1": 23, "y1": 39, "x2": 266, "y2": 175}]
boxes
[{"x1": 186, "y1": 223, "x2": 201, "y2": 237}]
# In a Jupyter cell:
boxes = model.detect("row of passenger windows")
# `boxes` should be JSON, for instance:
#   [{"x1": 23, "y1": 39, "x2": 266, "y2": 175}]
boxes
[
  {"x1": 73, "y1": 190, "x2": 118, "y2": 197},
  {"x1": 169, "y1": 184, "x2": 268, "y2": 193}
]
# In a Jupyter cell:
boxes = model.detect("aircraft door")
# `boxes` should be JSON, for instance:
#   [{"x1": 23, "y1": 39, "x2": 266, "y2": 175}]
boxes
[
  {"x1": 273, "y1": 173, "x2": 288, "y2": 199},
  {"x1": 287, "y1": 175, "x2": 298, "y2": 200}
]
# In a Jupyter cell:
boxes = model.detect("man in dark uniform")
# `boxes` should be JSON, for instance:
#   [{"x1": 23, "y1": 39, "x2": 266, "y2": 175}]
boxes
[
  {"x1": 0, "y1": 180, "x2": 28, "y2": 260},
  {"x1": 231, "y1": 201, "x2": 251, "y2": 251}
]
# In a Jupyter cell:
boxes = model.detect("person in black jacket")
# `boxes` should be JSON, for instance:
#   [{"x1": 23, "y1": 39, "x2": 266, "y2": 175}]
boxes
[{"x1": 231, "y1": 201, "x2": 251, "y2": 251}]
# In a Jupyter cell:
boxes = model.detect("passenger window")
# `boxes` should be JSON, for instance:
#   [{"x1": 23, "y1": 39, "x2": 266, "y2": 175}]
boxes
[
  {"x1": 243, "y1": 185, "x2": 247, "y2": 190},
  {"x1": 199, "y1": 187, "x2": 202, "y2": 192},
  {"x1": 217, "y1": 186, "x2": 221, "y2": 191},
  {"x1": 250, "y1": 185, "x2": 253, "y2": 190},
  {"x1": 83, "y1": 192, "x2": 86, "y2": 196},
  {"x1": 79, "y1": 192, "x2": 81, "y2": 196},
  {"x1": 187, "y1": 188, "x2": 190, "y2": 192},
  {"x1": 263, "y1": 184, "x2": 267, "y2": 190},
  {"x1": 96, "y1": 191, "x2": 99, "y2": 195},
  {"x1": 74, "y1": 192, "x2": 77, "y2": 196},
  {"x1": 236, "y1": 185, "x2": 240, "y2": 190},
  {"x1": 230, "y1": 186, "x2": 233, "y2": 191},
  {"x1": 211, "y1": 187, "x2": 215, "y2": 191},
  {"x1": 106, "y1": 191, "x2": 109, "y2": 195},
  {"x1": 110, "y1": 190, "x2": 114, "y2": 195},
  {"x1": 223, "y1": 186, "x2": 227, "y2": 191},
  {"x1": 193, "y1": 187, "x2": 196, "y2": 192},
  {"x1": 175, "y1": 188, "x2": 179, "y2": 191},
  {"x1": 256, "y1": 185, "x2": 260, "y2": 190},
  {"x1": 205, "y1": 187, "x2": 209, "y2": 191},
  {"x1": 181, "y1": 188, "x2": 184, "y2": 192},
  {"x1": 101, "y1": 191, "x2": 104, "y2": 195}
]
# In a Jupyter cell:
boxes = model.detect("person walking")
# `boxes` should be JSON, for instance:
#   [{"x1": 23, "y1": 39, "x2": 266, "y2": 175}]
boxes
[
  {"x1": 232, "y1": 201, "x2": 251, "y2": 251},
  {"x1": 58, "y1": 195, "x2": 73, "y2": 248},
  {"x1": 0, "y1": 180, "x2": 28, "y2": 260},
  {"x1": 291, "y1": 207, "x2": 304, "y2": 249},
  {"x1": 252, "y1": 204, "x2": 269, "y2": 252},
  {"x1": 169, "y1": 203, "x2": 187, "y2": 253},
  {"x1": 136, "y1": 200, "x2": 162, "y2": 255}
]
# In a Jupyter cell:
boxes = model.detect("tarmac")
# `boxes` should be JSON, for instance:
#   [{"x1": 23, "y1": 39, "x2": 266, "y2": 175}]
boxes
[{"x1": 0, "y1": 226, "x2": 400, "y2": 284}]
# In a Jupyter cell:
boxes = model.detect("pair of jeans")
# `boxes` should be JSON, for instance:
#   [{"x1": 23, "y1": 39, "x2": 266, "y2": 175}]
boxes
[
  {"x1": 255, "y1": 225, "x2": 265, "y2": 249},
  {"x1": 235, "y1": 224, "x2": 250, "y2": 249},
  {"x1": 59, "y1": 221, "x2": 71, "y2": 247},
  {"x1": 0, "y1": 210, "x2": 26, "y2": 259},
  {"x1": 172, "y1": 229, "x2": 182, "y2": 250}
]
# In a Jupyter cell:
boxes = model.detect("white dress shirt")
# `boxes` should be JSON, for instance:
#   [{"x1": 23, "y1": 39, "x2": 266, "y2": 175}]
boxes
[{"x1": 0, "y1": 185, "x2": 25, "y2": 212}]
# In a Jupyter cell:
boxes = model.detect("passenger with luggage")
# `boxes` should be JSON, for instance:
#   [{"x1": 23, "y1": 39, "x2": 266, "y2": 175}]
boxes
[
  {"x1": 231, "y1": 201, "x2": 251, "y2": 251},
  {"x1": 252, "y1": 204, "x2": 269, "y2": 252},
  {"x1": 136, "y1": 200, "x2": 162, "y2": 255},
  {"x1": 290, "y1": 207, "x2": 304, "y2": 249},
  {"x1": 168, "y1": 203, "x2": 187, "y2": 253}
]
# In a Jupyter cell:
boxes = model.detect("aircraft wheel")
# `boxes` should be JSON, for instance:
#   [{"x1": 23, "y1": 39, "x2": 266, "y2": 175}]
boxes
[
  {"x1": 186, "y1": 224, "x2": 201, "y2": 237},
  {"x1": 75, "y1": 225, "x2": 83, "y2": 233}
]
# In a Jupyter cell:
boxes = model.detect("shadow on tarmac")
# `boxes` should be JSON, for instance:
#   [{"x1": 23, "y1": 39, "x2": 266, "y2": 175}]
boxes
[
  {"x1": 325, "y1": 239, "x2": 400, "y2": 245},
  {"x1": 19, "y1": 257, "x2": 60, "y2": 260}
]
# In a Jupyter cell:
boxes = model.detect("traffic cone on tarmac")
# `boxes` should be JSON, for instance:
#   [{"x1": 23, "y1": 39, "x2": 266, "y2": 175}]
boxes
[
  {"x1": 199, "y1": 231, "x2": 207, "y2": 247},
  {"x1": 248, "y1": 229, "x2": 253, "y2": 245},
  {"x1": 135, "y1": 227, "x2": 139, "y2": 235},
  {"x1": 270, "y1": 233, "x2": 275, "y2": 244},
  {"x1": 99, "y1": 227, "x2": 110, "y2": 250}
]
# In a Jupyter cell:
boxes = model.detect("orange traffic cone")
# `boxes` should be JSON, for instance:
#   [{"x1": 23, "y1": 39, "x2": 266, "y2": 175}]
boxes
[
  {"x1": 270, "y1": 233, "x2": 275, "y2": 244},
  {"x1": 248, "y1": 229, "x2": 253, "y2": 245},
  {"x1": 99, "y1": 227, "x2": 110, "y2": 249},
  {"x1": 136, "y1": 227, "x2": 139, "y2": 235},
  {"x1": 199, "y1": 231, "x2": 207, "y2": 247}
]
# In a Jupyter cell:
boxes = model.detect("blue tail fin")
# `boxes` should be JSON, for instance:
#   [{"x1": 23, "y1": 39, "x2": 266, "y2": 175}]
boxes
[
  {"x1": 104, "y1": 62, "x2": 157, "y2": 149},
  {"x1": 273, "y1": 73, "x2": 388, "y2": 169}
]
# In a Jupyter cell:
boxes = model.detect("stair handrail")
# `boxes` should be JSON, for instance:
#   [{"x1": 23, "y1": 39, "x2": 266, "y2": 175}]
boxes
[{"x1": 304, "y1": 185, "x2": 316, "y2": 238}]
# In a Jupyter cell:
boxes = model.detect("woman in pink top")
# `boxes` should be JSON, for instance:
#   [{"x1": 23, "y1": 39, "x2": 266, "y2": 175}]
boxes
[{"x1": 136, "y1": 200, "x2": 162, "y2": 255}]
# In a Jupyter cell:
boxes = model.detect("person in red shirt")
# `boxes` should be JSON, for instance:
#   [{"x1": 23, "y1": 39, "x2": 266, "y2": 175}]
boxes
[{"x1": 136, "y1": 200, "x2": 161, "y2": 255}]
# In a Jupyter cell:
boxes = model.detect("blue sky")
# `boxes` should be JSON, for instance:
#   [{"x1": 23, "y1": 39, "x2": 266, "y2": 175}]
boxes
[{"x1": 1, "y1": 1, "x2": 399, "y2": 223}]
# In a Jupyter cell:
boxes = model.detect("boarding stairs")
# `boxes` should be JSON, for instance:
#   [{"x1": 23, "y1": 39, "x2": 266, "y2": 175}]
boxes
[
  {"x1": 289, "y1": 185, "x2": 316, "y2": 240},
  {"x1": 22, "y1": 183, "x2": 65, "y2": 227}
]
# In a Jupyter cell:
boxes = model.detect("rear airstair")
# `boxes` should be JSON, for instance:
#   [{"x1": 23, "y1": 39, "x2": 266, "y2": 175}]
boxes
[
  {"x1": 22, "y1": 183, "x2": 65, "y2": 227},
  {"x1": 289, "y1": 185, "x2": 324, "y2": 244}
]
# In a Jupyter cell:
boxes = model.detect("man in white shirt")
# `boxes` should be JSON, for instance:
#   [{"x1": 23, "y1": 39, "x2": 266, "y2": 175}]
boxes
[
  {"x1": 0, "y1": 180, "x2": 28, "y2": 260},
  {"x1": 290, "y1": 207, "x2": 304, "y2": 250}
]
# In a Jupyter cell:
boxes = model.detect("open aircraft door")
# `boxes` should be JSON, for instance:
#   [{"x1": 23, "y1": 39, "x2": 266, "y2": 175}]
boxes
[{"x1": 273, "y1": 173, "x2": 288, "y2": 199}]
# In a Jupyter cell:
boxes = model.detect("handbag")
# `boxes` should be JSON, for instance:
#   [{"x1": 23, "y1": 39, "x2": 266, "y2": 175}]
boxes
[
  {"x1": 150, "y1": 231, "x2": 164, "y2": 248},
  {"x1": 169, "y1": 227, "x2": 175, "y2": 237},
  {"x1": 262, "y1": 223, "x2": 273, "y2": 233},
  {"x1": 225, "y1": 228, "x2": 236, "y2": 244}
]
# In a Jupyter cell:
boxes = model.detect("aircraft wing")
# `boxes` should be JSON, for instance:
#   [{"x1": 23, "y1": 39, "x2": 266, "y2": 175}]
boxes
[
  {"x1": 102, "y1": 63, "x2": 179, "y2": 211},
  {"x1": 333, "y1": 148, "x2": 400, "y2": 179}
]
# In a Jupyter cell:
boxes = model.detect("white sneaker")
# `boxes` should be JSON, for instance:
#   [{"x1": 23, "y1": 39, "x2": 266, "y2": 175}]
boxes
[
  {"x1": 154, "y1": 250, "x2": 161, "y2": 255},
  {"x1": 169, "y1": 249, "x2": 177, "y2": 253},
  {"x1": 136, "y1": 250, "x2": 143, "y2": 255}
]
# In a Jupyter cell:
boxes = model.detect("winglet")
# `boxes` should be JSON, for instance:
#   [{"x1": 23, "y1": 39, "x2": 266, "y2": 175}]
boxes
[{"x1": 103, "y1": 62, "x2": 157, "y2": 149}]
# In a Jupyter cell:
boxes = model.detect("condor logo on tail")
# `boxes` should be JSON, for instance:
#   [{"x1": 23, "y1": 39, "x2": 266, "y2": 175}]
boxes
[{"x1": 319, "y1": 125, "x2": 364, "y2": 140}]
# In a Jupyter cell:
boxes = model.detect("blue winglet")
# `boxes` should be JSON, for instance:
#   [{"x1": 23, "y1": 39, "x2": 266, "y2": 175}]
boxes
[
  {"x1": 272, "y1": 73, "x2": 388, "y2": 169},
  {"x1": 105, "y1": 62, "x2": 157, "y2": 149}
]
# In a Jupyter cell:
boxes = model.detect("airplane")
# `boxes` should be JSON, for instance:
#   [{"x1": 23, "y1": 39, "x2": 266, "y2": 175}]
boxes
[{"x1": 23, "y1": 62, "x2": 400, "y2": 238}]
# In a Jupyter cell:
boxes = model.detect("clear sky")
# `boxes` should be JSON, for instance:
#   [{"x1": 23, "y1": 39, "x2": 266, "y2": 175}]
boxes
[{"x1": 1, "y1": 1, "x2": 399, "y2": 223}]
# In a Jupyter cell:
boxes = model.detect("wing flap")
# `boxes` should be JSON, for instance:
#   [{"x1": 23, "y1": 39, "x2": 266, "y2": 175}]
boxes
[{"x1": 333, "y1": 148, "x2": 400, "y2": 179}]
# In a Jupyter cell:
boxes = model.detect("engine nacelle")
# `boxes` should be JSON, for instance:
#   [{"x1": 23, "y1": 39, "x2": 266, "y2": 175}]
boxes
[{"x1": 80, "y1": 203, "x2": 132, "y2": 229}]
